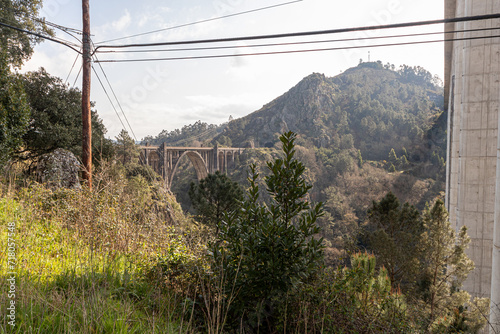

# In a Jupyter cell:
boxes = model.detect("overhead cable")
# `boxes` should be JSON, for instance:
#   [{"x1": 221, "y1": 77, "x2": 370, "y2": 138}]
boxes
[
  {"x1": 95, "y1": 13, "x2": 500, "y2": 51},
  {"x1": 95, "y1": 26, "x2": 500, "y2": 55},
  {"x1": 0, "y1": 16, "x2": 80, "y2": 46},
  {"x1": 91, "y1": 64, "x2": 128, "y2": 131},
  {"x1": 0, "y1": 20, "x2": 82, "y2": 53},
  {"x1": 1, "y1": 6, "x2": 82, "y2": 34},
  {"x1": 94, "y1": 33, "x2": 500, "y2": 63},
  {"x1": 65, "y1": 53, "x2": 80, "y2": 84},
  {"x1": 92, "y1": 51, "x2": 138, "y2": 140},
  {"x1": 94, "y1": 0, "x2": 303, "y2": 45}
]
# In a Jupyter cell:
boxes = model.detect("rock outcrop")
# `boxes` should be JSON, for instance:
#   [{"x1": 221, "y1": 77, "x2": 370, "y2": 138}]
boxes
[{"x1": 37, "y1": 148, "x2": 81, "y2": 189}]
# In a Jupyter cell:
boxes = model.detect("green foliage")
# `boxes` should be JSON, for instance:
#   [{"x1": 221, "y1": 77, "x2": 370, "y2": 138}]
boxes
[
  {"x1": 0, "y1": 53, "x2": 30, "y2": 167},
  {"x1": 0, "y1": 0, "x2": 52, "y2": 67},
  {"x1": 188, "y1": 171, "x2": 243, "y2": 231},
  {"x1": 357, "y1": 149, "x2": 363, "y2": 168},
  {"x1": 366, "y1": 192, "x2": 423, "y2": 292},
  {"x1": 0, "y1": 179, "x2": 200, "y2": 333},
  {"x1": 215, "y1": 64, "x2": 443, "y2": 164},
  {"x1": 431, "y1": 151, "x2": 446, "y2": 170},
  {"x1": 389, "y1": 148, "x2": 398, "y2": 162},
  {"x1": 142, "y1": 120, "x2": 223, "y2": 147},
  {"x1": 125, "y1": 162, "x2": 160, "y2": 182},
  {"x1": 416, "y1": 199, "x2": 488, "y2": 333},
  {"x1": 316, "y1": 147, "x2": 355, "y2": 176},
  {"x1": 210, "y1": 131, "x2": 324, "y2": 330},
  {"x1": 277, "y1": 253, "x2": 410, "y2": 333},
  {"x1": 115, "y1": 129, "x2": 139, "y2": 165},
  {"x1": 20, "y1": 68, "x2": 113, "y2": 162}
]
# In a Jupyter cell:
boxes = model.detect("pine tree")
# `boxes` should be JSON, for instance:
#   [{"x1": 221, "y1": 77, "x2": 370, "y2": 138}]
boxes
[
  {"x1": 115, "y1": 130, "x2": 138, "y2": 165},
  {"x1": 389, "y1": 148, "x2": 398, "y2": 162},
  {"x1": 357, "y1": 149, "x2": 363, "y2": 168},
  {"x1": 188, "y1": 171, "x2": 243, "y2": 232},
  {"x1": 367, "y1": 192, "x2": 423, "y2": 292},
  {"x1": 418, "y1": 199, "x2": 488, "y2": 333}
]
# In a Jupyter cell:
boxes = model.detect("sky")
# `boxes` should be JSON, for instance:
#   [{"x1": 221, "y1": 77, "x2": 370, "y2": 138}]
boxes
[{"x1": 21, "y1": 0, "x2": 445, "y2": 140}]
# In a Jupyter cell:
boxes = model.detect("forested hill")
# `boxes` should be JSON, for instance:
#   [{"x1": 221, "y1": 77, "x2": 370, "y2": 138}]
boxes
[
  {"x1": 213, "y1": 61, "x2": 444, "y2": 161},
  {"x1": 149, "y1": 61, "x2": 446, "y2": 253}
]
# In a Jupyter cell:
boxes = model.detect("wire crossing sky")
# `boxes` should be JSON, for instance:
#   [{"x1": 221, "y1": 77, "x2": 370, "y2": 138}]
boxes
[{"x1": 20, "y1": 0, "x2": 448, "y2": 139}]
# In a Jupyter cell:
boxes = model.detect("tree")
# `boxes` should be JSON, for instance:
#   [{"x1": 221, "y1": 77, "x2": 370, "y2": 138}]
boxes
[
  {"x1": 0, "y1": 53, "x2": 30, "y2": 166},
  {"x1": 20, "y1": 68, "x2": 113, "y2": 163},
  {"x1": 210, "y1": 131, "x2": 324, "y2": 330},
  {"x1": 357, "y1": 149, "x2": 363, "y2": 168},
  {"x1": 417, "y1": 200, "x2": 488, "y2": 333},
  {"x1": 188, "y1": 171, "x2": 243, "y2": 231},
  {"x1": 389, "y1": 148, "x2": 398, "y2": 162},
  {"x1": 115, "y1": 129, "x2": 138, "y2": 165},
  {"x1": 0, "y1": 0, "x2": 52, "y2": 67},
  {"x1": 366, "y1": 192, "x2": 423, "y2": 292}
]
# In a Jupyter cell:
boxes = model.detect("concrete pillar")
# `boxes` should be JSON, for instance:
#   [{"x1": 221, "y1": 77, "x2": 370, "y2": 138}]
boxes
[
  {"x1": 224, "y1": 151, "x2": 228, "y2": 173},
  {"x1": 446, "y1": 2, "x2": 500, "y2": 328},
  {"x1": 213, "y1": 145, "x2": 219, "y2": 172},
  {"x1": 493, "y1": 128, "x2": 500, "y2": 331}
]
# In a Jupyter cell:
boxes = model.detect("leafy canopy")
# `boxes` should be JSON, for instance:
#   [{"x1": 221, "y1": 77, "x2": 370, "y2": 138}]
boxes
[
  {"x1": 0, "y1": 0, "x2": 52, "y2": 67},
  {"x1": 20, "y1": 68, "x2": 113, "y2": 162},
  {"x1": 0, "y1": 53, "x2": 30, "y2": 166}
]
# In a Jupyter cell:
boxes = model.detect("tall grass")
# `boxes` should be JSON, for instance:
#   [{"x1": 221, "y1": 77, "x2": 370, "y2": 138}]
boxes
[{"x1": 0, "y1": 163, "x2": 207, "y2": 333}]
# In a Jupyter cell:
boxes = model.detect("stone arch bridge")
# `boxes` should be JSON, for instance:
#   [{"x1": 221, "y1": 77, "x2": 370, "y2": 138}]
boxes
[{"x1": 140, "y1": 144, "x2": 245, "y2": 189}]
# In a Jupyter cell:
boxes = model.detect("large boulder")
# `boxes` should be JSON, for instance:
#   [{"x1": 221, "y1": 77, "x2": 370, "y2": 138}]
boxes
[{"x1": 36, "y1": 148, "x2": 81, "y2": 189}]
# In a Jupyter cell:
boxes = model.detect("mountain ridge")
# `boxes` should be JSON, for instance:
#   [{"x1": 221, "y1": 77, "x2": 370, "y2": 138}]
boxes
[{"x1": 213, "y1": 61, "x2": 444, "y2": 162}]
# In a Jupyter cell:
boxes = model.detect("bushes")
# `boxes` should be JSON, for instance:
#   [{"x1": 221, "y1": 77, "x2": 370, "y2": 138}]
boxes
[
  {"x1": 278, "y1": 253, "x2": 411, "y2": 333},
  {"x1": 208, "y1": 132, "x2": 325, "y2": 331},
  {"x1": 0, "y1": 162, "x2": 206, "y2": 333}
]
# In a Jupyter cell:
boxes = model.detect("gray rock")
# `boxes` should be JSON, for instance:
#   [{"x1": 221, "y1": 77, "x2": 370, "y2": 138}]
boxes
[{"x1": 36, "y1": 148, "x2": 81, "y2": 189}]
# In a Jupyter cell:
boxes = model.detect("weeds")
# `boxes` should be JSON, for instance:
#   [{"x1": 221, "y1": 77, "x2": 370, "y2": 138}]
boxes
[{"x1": 0, "y1": 162, "x2": 203, "y2": 333}]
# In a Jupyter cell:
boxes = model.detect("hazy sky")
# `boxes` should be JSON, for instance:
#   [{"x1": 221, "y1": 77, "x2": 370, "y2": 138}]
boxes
[{"x1": 22, "y1": 0, "x2": 445, "y2": 140}]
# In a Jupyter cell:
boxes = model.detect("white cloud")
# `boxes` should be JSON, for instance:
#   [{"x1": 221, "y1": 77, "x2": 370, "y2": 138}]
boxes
[
  {"x1": 112, "y1": 10, "x2": 131, "y2": 31},
  {"x1": 185, "y1": 94, "x2": 256, "y2": 109}
]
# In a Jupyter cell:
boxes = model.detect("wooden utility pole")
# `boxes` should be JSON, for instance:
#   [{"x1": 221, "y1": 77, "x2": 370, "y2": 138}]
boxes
[{"x1": 82, "y1": 0, "x2": 92, "y2": 189}]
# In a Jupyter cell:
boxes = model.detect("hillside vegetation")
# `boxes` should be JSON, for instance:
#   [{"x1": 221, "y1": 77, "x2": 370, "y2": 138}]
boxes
[
  {"x1": 149, "y1": 62, "x2": 447, "y2": 253},
  {"x1": 2, "y1": 5, "x2": 491, "y2": 331}
]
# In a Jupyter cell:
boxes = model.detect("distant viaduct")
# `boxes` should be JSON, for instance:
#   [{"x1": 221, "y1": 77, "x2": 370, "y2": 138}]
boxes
[{"x1": 140, "y1": 144, "x2": 244, "y2": 189}]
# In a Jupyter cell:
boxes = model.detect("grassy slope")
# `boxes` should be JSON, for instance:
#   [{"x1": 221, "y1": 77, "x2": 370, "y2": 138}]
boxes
[{"x1": 0, "y1": 183, "x2": 202, "y2": 333}]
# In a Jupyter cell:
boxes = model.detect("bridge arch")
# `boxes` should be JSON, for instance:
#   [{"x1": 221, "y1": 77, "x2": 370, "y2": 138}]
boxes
[{"x1": 168, "y1": 150, "x2": 209, "y2": 189}]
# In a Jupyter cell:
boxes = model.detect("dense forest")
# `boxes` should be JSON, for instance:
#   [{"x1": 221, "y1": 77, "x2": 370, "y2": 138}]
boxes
[{"x1": 0, "y1": 1, "x2": 493, "y2": 332}]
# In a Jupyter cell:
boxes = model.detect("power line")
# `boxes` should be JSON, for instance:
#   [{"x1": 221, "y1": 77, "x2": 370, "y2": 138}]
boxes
[
  {"x1": 48, "y1": 23, "x2": 82, "y2": 43},
  {"x1": 0, "y1": 20, "x2": 82, "y2": 53},
  {"x1": 65, "y1": 52, "x2": 80, "y2": 84},
  {"x1": 94, "y1": 13, "x2": 500, "y2": 52},
  {"x1": 94, "y1": 0, "x2": 303, "y2": 45},
  {"x1": 1, "y1": 6, "x2": 82, "y2": 34},
  {"x1": 95, "y1": 26, "x2": 500, "y2": 55},
  {"x1": 94, "y1": 33, "x2": 500, "y2": 63},
  {"x1": 92, "y1": 51, "x2": 138, "y2": 141},
  {"x1": 72, "y1": 65, "x2": 83, "y2": 88},
  {"x1": 0, "y1": 18, "x2": 81, "y2": 48},
  {"x1": 91, "y1": 64, "x2": 128, "y2": 132}
]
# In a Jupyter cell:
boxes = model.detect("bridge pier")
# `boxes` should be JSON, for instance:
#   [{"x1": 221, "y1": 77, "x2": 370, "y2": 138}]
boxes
[{"x1": 139, "y1": 145, "x2": 244, "y2": 189}]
